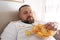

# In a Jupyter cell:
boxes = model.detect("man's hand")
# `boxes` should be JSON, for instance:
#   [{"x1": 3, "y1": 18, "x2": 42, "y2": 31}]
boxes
[{"x1": 44, "y1": 22, "x2": 58, "y2": 31}]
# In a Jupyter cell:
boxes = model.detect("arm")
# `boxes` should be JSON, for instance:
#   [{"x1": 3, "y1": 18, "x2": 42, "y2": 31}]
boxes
[{"x1": 1, "y1": 22, "x2": 18, "y2": 40}]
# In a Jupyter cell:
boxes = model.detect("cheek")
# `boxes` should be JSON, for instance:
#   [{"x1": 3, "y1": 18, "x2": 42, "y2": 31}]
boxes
[
  {"x1": 22, "y1": 15, "x2": 27, "y2": 20},
  {"x1": 32, "y1": 12, "x2": 36, "y2": 19}
]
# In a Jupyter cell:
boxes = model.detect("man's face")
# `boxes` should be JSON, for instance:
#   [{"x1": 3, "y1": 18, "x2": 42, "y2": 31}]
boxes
[{"x1": 19, "y1": 6, "x2": 34, "y2": 24}]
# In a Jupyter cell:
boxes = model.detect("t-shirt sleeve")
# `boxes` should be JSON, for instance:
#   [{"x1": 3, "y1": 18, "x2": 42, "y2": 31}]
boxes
[{"x1": 1, "y1": 22, "x2": 18, "y2": 40}]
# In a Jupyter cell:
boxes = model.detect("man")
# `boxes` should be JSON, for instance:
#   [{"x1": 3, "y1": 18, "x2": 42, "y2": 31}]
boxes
[{"x1": 1, "y1": 5, "x2": 56, "y2": 40}]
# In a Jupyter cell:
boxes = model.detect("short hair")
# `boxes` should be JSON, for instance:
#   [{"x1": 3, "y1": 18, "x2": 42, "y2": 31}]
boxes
[
  {"x1": 18, "y1": 5, "x2": 30, "y2": 19},
  {"x1": 19, "y1": 5, "x2": 30, "y2": 12}
]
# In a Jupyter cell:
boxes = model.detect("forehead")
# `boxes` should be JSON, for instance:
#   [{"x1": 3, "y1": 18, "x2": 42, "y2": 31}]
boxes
[{"x1": 20, "y1": 6, "x2": 32, "y2": 11}]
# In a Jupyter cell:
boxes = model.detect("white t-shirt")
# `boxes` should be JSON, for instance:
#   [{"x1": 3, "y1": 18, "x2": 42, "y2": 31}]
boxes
[{"x1": 1, "y1": 20, "x2": 56, "y2": 40}]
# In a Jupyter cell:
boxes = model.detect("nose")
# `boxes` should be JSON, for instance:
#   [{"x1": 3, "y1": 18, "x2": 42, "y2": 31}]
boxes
[
  {"x1": 29, "y1": 13, "x2": 32, "y2": 16},
  {"x1": 28, "y1": 11, "x2": 32, "y2": 16}
]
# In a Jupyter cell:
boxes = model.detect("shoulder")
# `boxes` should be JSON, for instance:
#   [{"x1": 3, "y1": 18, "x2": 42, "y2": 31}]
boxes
[
  {"x1": 9, "y1": 20, "x2": 21, "y2": 26},
  {"x1": 10, "y1": 20, "x2": 19, "y2": 24},
  {"x1": 11, "y1": 20, "x2": 22, "y2": 24},
  {"x1": 9, "y1": 20, "x2": 24, "y2": 29},
  {"x1": 1, "y1": 21, "x2": 20, "y2": 35},
  {"x1": 3, "y1": 20, "x2": 20, "y2": 32},
  {"x1": 1, "y1": 21, "x2": 19, "y2": 40}
]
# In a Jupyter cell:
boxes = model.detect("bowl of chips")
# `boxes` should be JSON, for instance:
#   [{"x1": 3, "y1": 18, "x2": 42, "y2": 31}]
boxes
[{"x1": 32, "y1": 23, "x2": 55, "y2": 38}]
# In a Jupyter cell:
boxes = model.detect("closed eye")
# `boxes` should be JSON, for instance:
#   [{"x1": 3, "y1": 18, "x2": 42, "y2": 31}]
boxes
[{"x1": 23, "y1": 11, "x2": 28, "y2": 14}]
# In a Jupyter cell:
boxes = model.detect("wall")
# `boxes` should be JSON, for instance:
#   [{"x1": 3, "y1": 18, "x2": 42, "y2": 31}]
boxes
[
  {"x1": 45, "y1": 0, "x2": 60, "y2": 23},
  {"x1": 25, "y1": 0, "x2": 46, "y2": 21}
]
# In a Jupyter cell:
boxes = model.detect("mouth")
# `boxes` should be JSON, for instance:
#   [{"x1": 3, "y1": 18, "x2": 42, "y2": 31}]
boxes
[
  {"x1": 27, "y1": 17, "x2": 33, "y2": 21},
  {"x1": 26, "y1": 16, "x2": 34, "y2": 24}
]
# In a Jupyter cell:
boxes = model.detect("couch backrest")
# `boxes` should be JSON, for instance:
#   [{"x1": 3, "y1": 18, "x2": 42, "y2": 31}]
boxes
[{"x1": 0, "y1": 11, "x2": 19, "y2": 35}]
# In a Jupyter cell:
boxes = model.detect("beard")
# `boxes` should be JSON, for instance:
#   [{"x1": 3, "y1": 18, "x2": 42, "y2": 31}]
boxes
[{"x1": 23, "y1": 16, "x2": 34, "y2": 24}]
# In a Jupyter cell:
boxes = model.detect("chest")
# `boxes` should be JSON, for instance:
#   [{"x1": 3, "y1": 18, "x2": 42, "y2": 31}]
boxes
[{"x1": 17, "y1": 25, "x2": 44, "y2": 40}]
